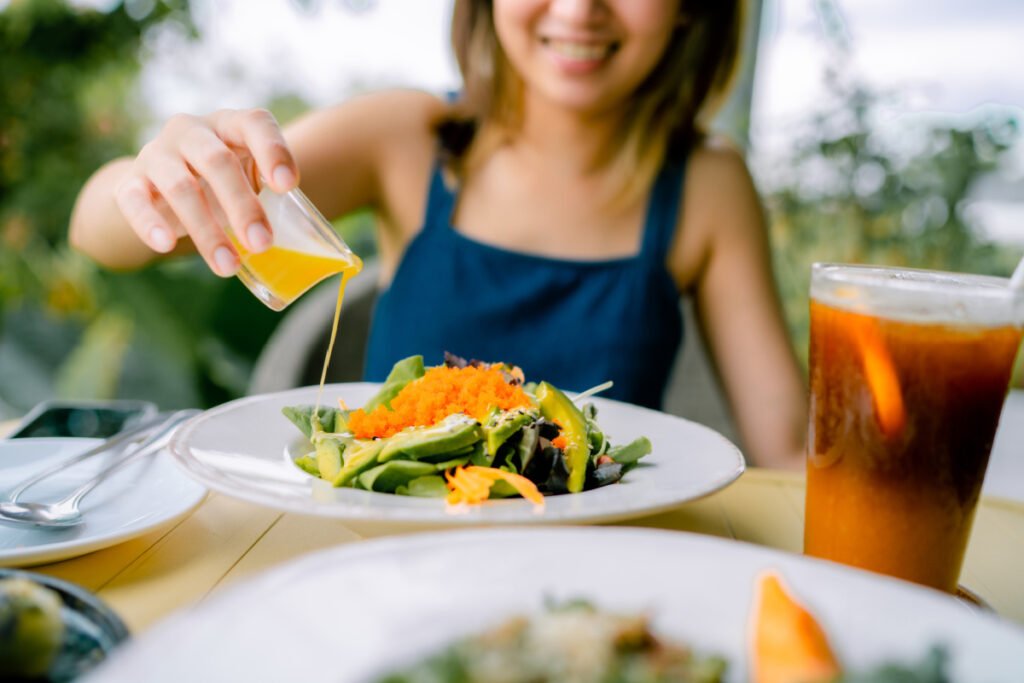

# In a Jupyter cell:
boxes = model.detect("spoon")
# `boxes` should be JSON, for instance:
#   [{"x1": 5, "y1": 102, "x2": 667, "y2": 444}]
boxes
[
  {"x1": 2, "y1": 411, "x2": 171, "y2": 507},
  {"x1": 0, "y1": 410, "x2": 198, "y2": 528}
]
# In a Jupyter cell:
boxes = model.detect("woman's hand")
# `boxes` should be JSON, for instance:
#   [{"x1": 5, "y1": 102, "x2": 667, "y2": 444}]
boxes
[{"x1": 113, "y1": 109, "x2": 300, "y2": 276}]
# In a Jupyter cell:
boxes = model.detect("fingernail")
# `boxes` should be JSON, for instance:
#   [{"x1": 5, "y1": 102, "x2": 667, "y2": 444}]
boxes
[
  {"x1": 272, "y1": 165, "x2": 296, "y2": 191},
  {"x1": 149, "y1": 227, "x2": 175, "y2": 253},
  {"x1": 246, "y1": 222, "x2": 272, "y2": 252},
  {"x1": 214, "y1": 246, "x2": 238, "y2": 276}
]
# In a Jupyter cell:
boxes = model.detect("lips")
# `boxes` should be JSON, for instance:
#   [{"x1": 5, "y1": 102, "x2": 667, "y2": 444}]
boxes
[{"x1": 544, "y1": 38, "x2": 615, "y2": 61}]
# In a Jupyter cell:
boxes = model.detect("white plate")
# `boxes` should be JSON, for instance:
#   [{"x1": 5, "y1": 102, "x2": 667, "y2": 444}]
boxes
[
  {"x1": 0, "y1": 438, "x2": 207, "y2": 567},
  {"x1": 168, "y1": 383, "x2": 745, "y2": 530},
  {"x1": 88, "y1": 527, "x2": 1024, "y2": 682}
]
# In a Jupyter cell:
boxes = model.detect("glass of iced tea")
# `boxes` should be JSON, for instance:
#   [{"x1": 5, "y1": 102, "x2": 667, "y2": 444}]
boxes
[
  {"x1": 804, "y1": 263, "x2": 1023, "y2": 593},
  {"x1": 229, "y1": 186, "x2": 362, "y2": 311}
]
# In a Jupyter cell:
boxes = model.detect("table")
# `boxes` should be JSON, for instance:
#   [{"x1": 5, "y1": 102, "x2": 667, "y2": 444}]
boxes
[
  {"x1": 987, "y1": 390, "x2": 1024, "y2": 503},
  {"x1": 16, "y1": 468, "x2": 1024, "y2": 634}
]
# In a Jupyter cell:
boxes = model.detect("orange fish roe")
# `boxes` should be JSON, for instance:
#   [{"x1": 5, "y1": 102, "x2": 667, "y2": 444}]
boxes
[{"x1": 348, "y1": 365, "x2": 532, "y2": 439}]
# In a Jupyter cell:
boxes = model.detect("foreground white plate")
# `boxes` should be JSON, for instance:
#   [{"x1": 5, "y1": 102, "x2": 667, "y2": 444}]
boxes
[
  {"x1": 168, "y1": 383, "x2": 744, "y2": 529},
  {"x1": 0, "y1": 438, "x2": 206, "y2": 567},
  {"x1": 89, "y1": 527, "x2": 1024, "y2": 682}
]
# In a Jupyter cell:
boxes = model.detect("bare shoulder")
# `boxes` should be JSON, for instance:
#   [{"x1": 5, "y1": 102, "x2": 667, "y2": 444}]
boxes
[
  {"x1": 281, "y1": 89, "x2": 446, "y2": 223},
  {"x1": 365, "y1": 89, "x2": 449, "y2": 163},
  {"x1": 671, "y1": 136, "x2": 766, "y2": 288},
  {"x1": 285, "y1": 88, "x2": 446, "y2": 161},
  {"x1": 686, "y1": 136, "x2": 758, "y2": 204}
]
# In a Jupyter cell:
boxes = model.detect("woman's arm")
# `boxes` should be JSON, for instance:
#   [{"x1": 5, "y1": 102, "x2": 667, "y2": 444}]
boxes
[
  {"x1": 69, "y1": 90, "x2": 445, "y2": 275},
  {"x1": 672, "y1": 141, "x2": 807, "y2": 470}
]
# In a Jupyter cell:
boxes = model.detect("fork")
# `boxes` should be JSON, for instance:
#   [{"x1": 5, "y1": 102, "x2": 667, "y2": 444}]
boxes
[
  {"x1": 0, "y1": 410, "x2": 199, "y2": 527},
  {"x1": 2, "y1": 411, "x2": 172, "y2": 506}
]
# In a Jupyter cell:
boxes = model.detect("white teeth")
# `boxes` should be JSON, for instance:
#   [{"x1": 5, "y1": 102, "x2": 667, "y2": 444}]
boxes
[{"x1": 546, "y1": 40, "x2": 609, "y2": 61}]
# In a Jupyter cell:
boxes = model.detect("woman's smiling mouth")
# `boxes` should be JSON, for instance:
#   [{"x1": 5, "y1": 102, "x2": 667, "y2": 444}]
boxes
[{"x1": 540, "y1": 37, "x2": 620, "y2": 72}]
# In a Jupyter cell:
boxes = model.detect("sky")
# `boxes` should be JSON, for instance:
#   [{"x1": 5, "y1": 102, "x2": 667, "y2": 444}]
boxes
[
  {"x1": 49, "y1": 0, "x2": 1024, "y2": 243},
  {"x1": 756, "y1": 0, "x2": 1024, "y2": 120},
  {"x1": 752, "y1": 0, "x2": 1024, "y2": 244}
]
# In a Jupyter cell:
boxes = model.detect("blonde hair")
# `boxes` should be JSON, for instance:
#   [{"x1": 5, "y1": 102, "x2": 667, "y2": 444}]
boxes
[{"x1": 440, "y1": 0, "x2": 745, "y2": 205}]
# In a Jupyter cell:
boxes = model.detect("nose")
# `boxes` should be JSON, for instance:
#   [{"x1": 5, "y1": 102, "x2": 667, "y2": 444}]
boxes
[{"x1": 547, "y1": 0, "x2": 608, "y2": 23}]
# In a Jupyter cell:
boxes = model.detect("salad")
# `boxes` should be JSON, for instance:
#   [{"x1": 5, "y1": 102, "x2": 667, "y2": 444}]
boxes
[
  {"x1": 376, "y1": 572, "x2": 951, "y2": 683},
  {"x1": 282, "y1": 354, "x2": 651, "y2": 505},
  {"x1": 379, "y1": 600, "x2": 728, "y2": 683}
]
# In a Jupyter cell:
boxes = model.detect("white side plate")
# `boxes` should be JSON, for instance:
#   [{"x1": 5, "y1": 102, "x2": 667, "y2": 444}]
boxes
[{"x1": 0, "y1": 438, "x2": 206, "y2": 567}]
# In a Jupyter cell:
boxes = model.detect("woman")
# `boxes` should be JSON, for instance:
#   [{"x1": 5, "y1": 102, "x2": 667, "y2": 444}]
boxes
[{"x1": 70, "y1": 0, "x2": 806, "y2": 468}]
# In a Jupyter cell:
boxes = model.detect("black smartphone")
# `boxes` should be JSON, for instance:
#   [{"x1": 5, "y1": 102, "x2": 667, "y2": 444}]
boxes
[{"x1": 6, "y1": 400, "x2": 159, "y2": 439}]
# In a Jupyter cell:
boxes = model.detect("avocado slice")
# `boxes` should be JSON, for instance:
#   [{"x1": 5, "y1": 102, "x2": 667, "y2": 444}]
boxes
[
  {"x1": 315, "y1": 439, "x2": 344, "y2": 481},
  {"x1": 331, "y1": 439, "x2": 385, "y2": 487},
  {"x1": 536, "y1": 382, "x2": 591, "y2": 494},
  {"x1": 293, "y1": 453, "x2": 320, "y2": 477},
  {"x1": 482, "y1": 407, "x2": 537, "y2": 459},
  {"x1": 358, "y1": 460, "x2": 438, "y2": 492},
  {"x1": 379, "y1": 414, "x2": 482, "y2": 462}
]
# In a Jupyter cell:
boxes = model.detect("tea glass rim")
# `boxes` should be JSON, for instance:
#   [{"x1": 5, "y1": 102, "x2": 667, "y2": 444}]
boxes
[
  {"x1": 811, "y1": 262, "x2": 1023, "y2": 326},
  {"x1": 812, "y1": 262, "x2": 1018, "y2": 298}
]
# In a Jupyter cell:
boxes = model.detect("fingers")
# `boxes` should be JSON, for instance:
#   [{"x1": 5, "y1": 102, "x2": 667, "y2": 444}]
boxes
[
  {"x1": 211, "y1": 109, "x2": 299, "y2": 193},
  {"x1": 145, "y1": 157, "x2": 240, "y2": 277},
  {"x1": 116, "y1": 159, "x2": 241, "y2": 277},
  {"x1": 114, "y1": 175, "x2": 179, "y2": 254},
  {"x1": 113, "y1": 109, "x2": 298, "y2": 277},
  {"x1": 179, "y1": 127, "x2": 272, "y2": 253}
]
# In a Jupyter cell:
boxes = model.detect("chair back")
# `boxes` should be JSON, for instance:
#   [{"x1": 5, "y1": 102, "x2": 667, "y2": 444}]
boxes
[{"x1": 248, "y1": 260, "x2": 380, "y2": 394}]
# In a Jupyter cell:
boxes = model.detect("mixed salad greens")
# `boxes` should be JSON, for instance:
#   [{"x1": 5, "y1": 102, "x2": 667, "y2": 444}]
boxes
[
  {"x1": 375, "y1": 573, "x2": 954, "y2": 683},
  {"x1": 378, "y1": 601, "x2": 728, "y2": 683},
  {"x1": 282, "y1": 354, "x2": 651, "y2": 504},
  {"x1": 376, "y1": 602, "x2": 950, "y2": 683}
]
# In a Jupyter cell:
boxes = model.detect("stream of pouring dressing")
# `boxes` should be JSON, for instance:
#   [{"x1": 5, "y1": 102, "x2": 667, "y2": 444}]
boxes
[{"x1": 313, "y1": 266, "x2": 360, "y2": 423}]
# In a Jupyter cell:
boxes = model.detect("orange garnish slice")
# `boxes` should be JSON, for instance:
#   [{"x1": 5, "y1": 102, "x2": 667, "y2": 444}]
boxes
[
  {"x1": 445, "y1": 466, "x2": 545, "y2": 507},
  {"x1": 852, "y1": 317, "x2": 906, "y2": 438},
  {"x1": 749, "y1": 572, "x2": 841, "y2": 683}
]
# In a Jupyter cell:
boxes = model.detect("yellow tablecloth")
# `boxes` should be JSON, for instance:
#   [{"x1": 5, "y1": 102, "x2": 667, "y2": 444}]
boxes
[{"x1": 14, "y1": 467, "x2": 1024, "y2": 634}]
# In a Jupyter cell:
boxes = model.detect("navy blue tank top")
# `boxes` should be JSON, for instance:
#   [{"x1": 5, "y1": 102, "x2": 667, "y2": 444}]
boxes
[{"x1": 364, "y1": 156, "x2": 686, "y2": 409}]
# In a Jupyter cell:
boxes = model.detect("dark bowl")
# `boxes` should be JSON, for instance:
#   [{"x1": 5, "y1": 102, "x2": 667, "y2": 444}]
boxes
[{"x1": 0, "y1": 568, "x2": 130, "y2": 682}]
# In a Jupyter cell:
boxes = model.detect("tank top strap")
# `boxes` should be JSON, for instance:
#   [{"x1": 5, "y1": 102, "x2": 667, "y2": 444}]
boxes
[
  {"x1": 420, "y1": 89, "x2": 465, "y2": 233},
  {"x1": 639, "y1": 156, "x2": 687, "y2": 263},
  {"x1": 422, "y1": 159, "x2": 457, "y2": 234}
]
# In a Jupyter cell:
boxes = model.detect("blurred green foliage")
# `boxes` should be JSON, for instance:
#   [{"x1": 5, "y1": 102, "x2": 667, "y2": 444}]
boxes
[
  {"x1": 766, "y1": 84, "x2": 1021, "y2": 368},
  {"x1": 0, "y1": 0, "x2": 284, "y2": 417},
  {"x1": 761, "y1": 1, "x2": 1023, "y2": 384}
]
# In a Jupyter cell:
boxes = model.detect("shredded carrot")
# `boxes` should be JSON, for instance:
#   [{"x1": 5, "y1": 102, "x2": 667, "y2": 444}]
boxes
[
  {"x1": 551, "y1": 435, "x2": 568, "y2": 450},
  {"x1": 348, "y1": 366, "x2": 532, "y2": 439},
  {"x1": 445, "y1": 466, "x2": 545, "y2": 507}
]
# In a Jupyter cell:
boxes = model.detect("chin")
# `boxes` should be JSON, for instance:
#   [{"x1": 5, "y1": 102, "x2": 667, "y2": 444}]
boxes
[{"x1": 536, "y1": 87, "x2": 625, "y2": 117}]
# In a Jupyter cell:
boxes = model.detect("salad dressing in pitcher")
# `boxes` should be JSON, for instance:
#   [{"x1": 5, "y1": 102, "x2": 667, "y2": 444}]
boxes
[
  {"x1": 232, "y1": 242, "x2": 359, "y2": 306},
  {"x1": 229, "y1": 186, "x2": 364, "y2": 425}
]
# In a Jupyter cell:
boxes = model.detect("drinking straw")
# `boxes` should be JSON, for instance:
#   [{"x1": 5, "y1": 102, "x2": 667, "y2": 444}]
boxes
[{"x1": 1013, "y1": 253, "x2": 1024, "y2": 290}]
